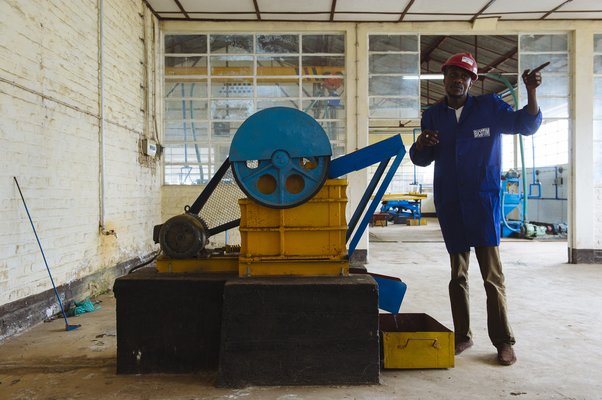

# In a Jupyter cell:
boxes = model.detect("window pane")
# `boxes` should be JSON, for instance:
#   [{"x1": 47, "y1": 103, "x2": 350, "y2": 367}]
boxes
[
  {"x1": 596, "y1": 120, "x2": 602, "y2": 142},
  {"x1": 302, "y1": 77, "x2": 344, "y2": 97},
  {"x1": 369, "y1": 54, "x2": 418, "y2": 74},
  {"x1": 165, "y1": 81, "x2": 207, "y2": 98},
  {"x1": 210, "y1": 56, "x2": 253, "y2": 76},
  {"x1": 302, "y1": 100, "x2": 345, "y2": 119},
  {"x1": 257, "y1": 99, "x2": 299, "y2": 111},
  {"x1": 319, "y1": 120, "x2": 346, "y2": 141},
  {"x1": 164, "y1": 144, "x2": 209, "y2": 164},
  {"x1": 165, "y1": 164, "x2": 209, "y2": 185},
  {"x1": 595, "y1": 55, "x2": 602, "y2": 74},
  {"x1": 257, "y1": 56, "x2": 299, "y2": 75},
  {"x1": 523, "y1": 97, "x2": 569, "y2": 119},
  {"x1": 165, "y1": 35, "x2": 207, "y2": 53},
  {"x1": 257, "y1": 79, "x2": 300, "y2": 97},
  {"x1": 165, "y1": 56, "x2": 207, "y2": 76},
  {"x1": 369, "y1": 35, "x2": 418, "y2": 52},
  {"x1": 594, "y1": 77, "x2": 602, "y2": 118},
  {"x1": 212, "y1": 143, "x2": 231, "y2": 166},
  {"x1": 521, "y1": 54, "x2": 568, "y2": 73},
  {"x1": 211, "y1": 100, "x2": 253, "y2": 120},
  {"x1": 595, "y1": 34, "x2": 602, "y2": 53},
  {"x1": 533, "y1": 76, "x2": 569, "y2": 97},
  {"x1": 369, "y1": 76, "x2": 419, "y2": 96},
  {"x1": 165, "y1": 121, "x2": 209, "y2": 142},
  {"x1": 520, "y1": 34, "x2": 568, "y2": 52},
  {"x1": 257, "y1": 34, "x2": 299, "y2": 53},
  {"x1": 210, "y1": 34, "x2": 253, "y2": 53},
  {"x1": 211, "y1": 78, "x2": 254, "y2": 98},
  {"x1": 302, "y1": 56, "x2": 345, "y2": 75},
  {"x1": 369, "y1": 97, "x2": 419, "y2": 119},
  {"x1": 302, "y1": 34, "x2": 344, "y2": 54},
  {"x1": 165, "y1": 99, "x2": 208, "y2": 120},
  {"x1": 212, "y1": 121, "x2": 242, "y2": 139},
  {"x1": 529, "y1": 120, "x2": 569, "y2": 167},
  {"x1": 332, "y1": 143, "x2": 346, "y2": 158}
]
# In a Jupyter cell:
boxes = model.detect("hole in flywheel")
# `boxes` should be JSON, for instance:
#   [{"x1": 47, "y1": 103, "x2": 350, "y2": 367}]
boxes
[
  {"x1": 300, "y1": 157, "x2": 318, "y2": 170},
  {"x1": 246, "y1": 160, "x2": 259, "y2": 169},
  {"x1": 286, "y1": 174, "x2": 305, "y2": 194},
  {"x1": 257, "y1": 174, "x2": 277, "y2": 194}
]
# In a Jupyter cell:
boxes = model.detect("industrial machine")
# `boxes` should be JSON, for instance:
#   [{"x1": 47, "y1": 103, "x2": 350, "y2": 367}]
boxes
[
  {"x1": 379, "y1": 193, "x2": 427, "y2": 224},
  {"x1": 153, "y1": 107, "x2": 407, "y2": 290},
  {"x1": 500, "y1": 167, "x2": 567, "y2": 238},
  {"x1": 116, "y1": 107, "x2": 443, "y2": 384}
]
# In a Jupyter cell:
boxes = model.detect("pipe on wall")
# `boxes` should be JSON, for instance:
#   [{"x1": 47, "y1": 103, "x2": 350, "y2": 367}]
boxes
[{"x1": 97, "y1": 0, "x2": 115, "y2": 237}]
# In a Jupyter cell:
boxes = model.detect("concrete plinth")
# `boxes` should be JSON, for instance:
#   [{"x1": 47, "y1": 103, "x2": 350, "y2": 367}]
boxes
[
  {"x1": 113, "y1": 270, "x2": 234, "y2": 374},
  {"x1": 217, "y1": 275, "x2": 380, "y2": 387}
]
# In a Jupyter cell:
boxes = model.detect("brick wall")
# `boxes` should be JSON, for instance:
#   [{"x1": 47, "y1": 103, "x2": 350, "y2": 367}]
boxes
[{"x1": 0, "y1": 0, "x2": 160, "y2": 309}]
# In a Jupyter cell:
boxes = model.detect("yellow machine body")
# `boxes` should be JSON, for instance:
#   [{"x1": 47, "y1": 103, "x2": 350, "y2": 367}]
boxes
[
  {"x1": 238, "y1": 179, "x2": 349, "y2": 277},
  {"x1": 156, "y1": 254, "x2": 238, "y2": 273}
]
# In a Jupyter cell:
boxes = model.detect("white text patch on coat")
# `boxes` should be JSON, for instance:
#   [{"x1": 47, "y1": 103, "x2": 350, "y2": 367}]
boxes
[{"x1": 473, "y1": 127, "x2": 490, "y2": 138}]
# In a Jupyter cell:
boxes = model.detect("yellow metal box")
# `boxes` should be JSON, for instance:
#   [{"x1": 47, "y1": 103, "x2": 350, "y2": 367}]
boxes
[
  {"x1": 239, "y1": 179, "x2": 348, "y2": 261},
  {"x1": 407, "y1": 218, "x2": 427, "y2": 226},
  {"x1": 380, "y1": 313, "x2": 454, "y2": 369}
]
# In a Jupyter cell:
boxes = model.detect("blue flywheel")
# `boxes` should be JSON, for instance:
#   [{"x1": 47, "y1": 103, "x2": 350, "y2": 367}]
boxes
[{"x1": 229, "y1": 107, "x2": 332, "y2": 208}]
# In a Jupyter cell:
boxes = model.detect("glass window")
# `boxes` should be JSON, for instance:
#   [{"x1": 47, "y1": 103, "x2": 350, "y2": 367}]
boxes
[
  {"x1": 165, "y1": 35, "x2": 207, "y2": 54},
  {"x1": 502, "y1": 33, "x2": 570, "y2": 171},
  {"x1": 369, "y1": 35, "x2": 418, "y2": 52},
  {"x1": 302, "y1": 34, "x2": 345, "y2": 54},
  {"x1": 519, "y1": 34, "x2": 568, "y2": 52},
  {"x1": 257, "y1": 34, "x2": 298, "y2": 53},
  {"x1": 594, "y1": 34, "x2": 602, "y2": 185},
  {"x1": 210, "y1": 35, "x2": 253, "y2": 54},
  {"x1": 163, "y1": 33, "x2": 346, "y2": 184},
  {"x1": 368, "y1": 34, "x2": 420, "y2": 120}
]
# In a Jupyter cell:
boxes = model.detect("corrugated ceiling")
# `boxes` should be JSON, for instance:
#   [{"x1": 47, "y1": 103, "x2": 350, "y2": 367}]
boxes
[{"x1": 145, "y1": 0, "x2": 602, "y2": 22}]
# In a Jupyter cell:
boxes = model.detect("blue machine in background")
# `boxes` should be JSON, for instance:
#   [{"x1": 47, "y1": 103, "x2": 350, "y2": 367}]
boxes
[
  {"x1": 379, "y1": 194, "x2": 425, "y2": 224},
  {"x1": 500, "y1": 170, "x2": 523, "y2": 237}
]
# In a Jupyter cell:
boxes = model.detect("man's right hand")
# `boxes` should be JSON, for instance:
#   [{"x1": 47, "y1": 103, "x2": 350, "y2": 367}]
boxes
[{"x1": 416, "y1": 130, "x2": 439, "y2": 151}]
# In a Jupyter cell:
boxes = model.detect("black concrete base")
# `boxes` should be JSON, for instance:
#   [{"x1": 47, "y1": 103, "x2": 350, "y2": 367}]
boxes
[
  {"x1": 113, "y1": 270, "x2": 234, "y2": 374},
  {"x1": 217, "y1": 275, "x2": 380, "y2": 387}
]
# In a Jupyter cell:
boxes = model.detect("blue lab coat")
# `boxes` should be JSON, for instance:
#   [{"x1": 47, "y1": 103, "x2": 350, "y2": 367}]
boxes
[{"x1": 410, "y1": 94, "x2": 542, "y2": 254}]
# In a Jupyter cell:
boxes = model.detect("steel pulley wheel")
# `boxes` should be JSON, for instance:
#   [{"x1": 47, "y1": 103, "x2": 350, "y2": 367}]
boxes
[
  {"x1": 229, "y1": 107, "x2": 332, "y2": 208},
  {"x1": 158, "y1": 213, "x2": 209, "y2": 259}
]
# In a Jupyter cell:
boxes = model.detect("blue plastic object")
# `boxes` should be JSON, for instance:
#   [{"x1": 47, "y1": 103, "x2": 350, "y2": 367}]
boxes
[
  {"x1": 328, "y1": 135, "x2": 406, "y2": 257},
  {"x1": 373, "y1": 274, "x2": 407, "y2": 314},
  {"x1": 230, "y1": 107, "x2": 332, "y2": 208}
]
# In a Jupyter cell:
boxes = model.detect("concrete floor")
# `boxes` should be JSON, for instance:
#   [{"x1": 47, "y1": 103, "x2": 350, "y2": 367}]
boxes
[{"x1": 1, "y1": 218, "x2": 601, "y2": 400}]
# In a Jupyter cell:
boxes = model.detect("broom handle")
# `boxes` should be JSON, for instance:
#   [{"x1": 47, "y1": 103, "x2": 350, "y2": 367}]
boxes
[{"x1": 14, "y1": 177, "x2": 71, "y2": 327}]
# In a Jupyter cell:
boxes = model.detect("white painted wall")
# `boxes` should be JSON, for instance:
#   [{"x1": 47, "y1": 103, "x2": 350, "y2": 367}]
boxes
[{"x1": 0, "y1": 0, "x2": 161, "y2": 308}]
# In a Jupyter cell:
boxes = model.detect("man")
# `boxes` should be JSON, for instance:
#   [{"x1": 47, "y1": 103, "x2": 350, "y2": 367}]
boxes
[{"x1": 409, "y1": 52, "x2": 542, "y2": 366}]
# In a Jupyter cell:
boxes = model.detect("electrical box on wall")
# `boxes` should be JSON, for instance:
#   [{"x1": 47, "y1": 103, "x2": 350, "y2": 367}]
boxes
[{"x1": 142, "y1": 139, "x2": 157, "y2": 157}]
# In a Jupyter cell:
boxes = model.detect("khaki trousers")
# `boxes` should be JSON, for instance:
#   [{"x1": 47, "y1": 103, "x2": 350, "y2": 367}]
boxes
[{"x1": 449, "y1": 246, "x2": 515, "y2": 346}]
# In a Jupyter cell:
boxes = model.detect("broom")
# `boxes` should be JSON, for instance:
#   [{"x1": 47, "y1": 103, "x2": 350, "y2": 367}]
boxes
[{"x1": 14, "y1": 177, "x2": 81, "y2": 331}]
